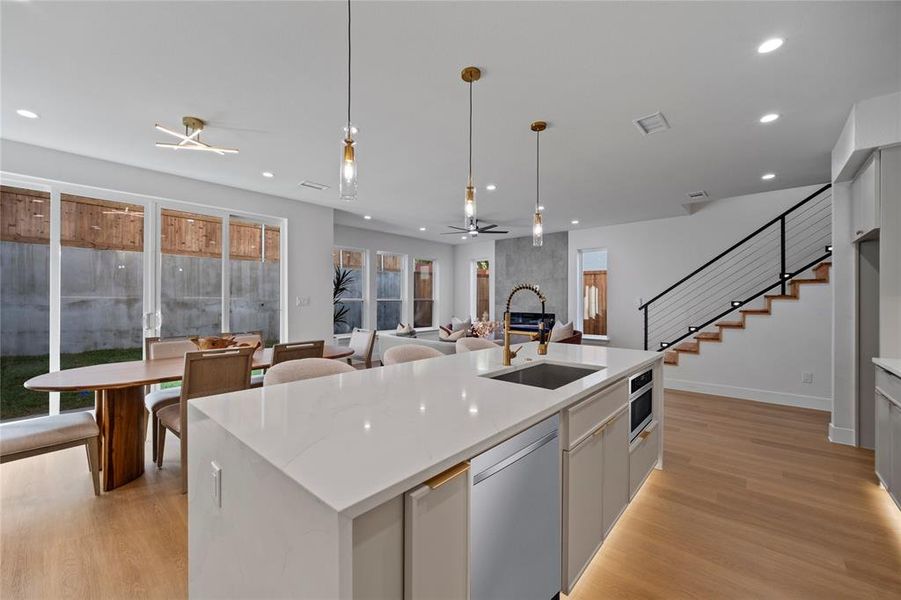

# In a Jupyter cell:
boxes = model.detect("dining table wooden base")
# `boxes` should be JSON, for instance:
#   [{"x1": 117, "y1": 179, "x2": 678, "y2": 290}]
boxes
[{"x1": 99, "y1": 386, "x2": 146, "y2": 491}]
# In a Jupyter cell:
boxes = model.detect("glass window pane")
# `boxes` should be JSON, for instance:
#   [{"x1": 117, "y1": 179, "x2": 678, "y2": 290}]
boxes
[
  {"x1": 59, "y1": 194, "x2": 145, "y2": 413},
  {"x1": 413, "y1": 300, "x2": 433, "y2": 328},
  {"x1": 334, "y1": 248, "x2": 365, "y2": 334},
  {"x1": 1, "y1": 186, "x2": 50, "y2": 421},
  {"x1": 377, "y1": 253, "x2": 404, "y2": 329},
  {"x1": 580, "y1": 250, "x2": 607, "y2": 336},
  {"x1": 475, "y1": 260, "x2": 490, "y2": 322},
  {"x1": 229, "y1": 219, "x2": 280, "y2": 346},
  {"x1": 413, "y1": 259, "x2": 434, "y2": 327},
  {"x1": 160, "y1": 209, "x2": 222, "y2": 337},
  {"x1": 335, "y1": 301, "x2": 363, "y2": 334}
]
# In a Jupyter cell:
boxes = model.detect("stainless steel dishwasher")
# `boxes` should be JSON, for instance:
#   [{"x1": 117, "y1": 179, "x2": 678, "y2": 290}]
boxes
[{"x1": 470, "y1": 414, "x2": 561, "y2": 600}]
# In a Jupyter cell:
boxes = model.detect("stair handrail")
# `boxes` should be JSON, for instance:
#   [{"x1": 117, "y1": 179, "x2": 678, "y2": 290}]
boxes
[{"x1": 640, "y1": 183, "x2": 832, "y2": 351}]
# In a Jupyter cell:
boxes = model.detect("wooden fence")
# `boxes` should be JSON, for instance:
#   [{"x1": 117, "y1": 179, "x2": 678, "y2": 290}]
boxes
[
  {"x1": 0, "y1": 186, "x2": 279, "y2": 261},
  {"x1": 582, "y1": 270, "x2": 607, "y2": 335}
]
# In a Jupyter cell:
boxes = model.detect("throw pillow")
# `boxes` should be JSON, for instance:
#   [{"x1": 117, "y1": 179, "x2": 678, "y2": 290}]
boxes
[
  {"x1": 396, "y1": 323, "x2": 416, "y2": 337},
  {"x1": 549, "y1": 320, "x2": 574, "y2": 342},
  {"x1": 451, "y1": 316, "x2": 472, "y2": 332}
]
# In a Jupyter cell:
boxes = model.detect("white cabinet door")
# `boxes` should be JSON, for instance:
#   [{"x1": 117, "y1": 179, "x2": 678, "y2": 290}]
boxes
[
  {"x1": 562, "y1": 429, "x2": 604, "y2": 594},
  {"x1": 875, "y1": 391, "x2": 892, "y2": 488},
  {"x1": 851, "y1": 153, "x2": 880, "y2": 241},
  {"x1": 404, "y1": 463, "x2": 470, "y2": 600},
  {"x1": 602, "y1": 410, "x2": 630, "y2": 536},
  {"x1": 891, "y1": 403, "x2": 901, "y2": 502}
]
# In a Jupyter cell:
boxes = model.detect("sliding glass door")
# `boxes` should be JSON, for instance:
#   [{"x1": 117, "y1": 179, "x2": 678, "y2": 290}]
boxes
[{"x1": 228, "y1": 217, "x2": 281, "y2": 345}]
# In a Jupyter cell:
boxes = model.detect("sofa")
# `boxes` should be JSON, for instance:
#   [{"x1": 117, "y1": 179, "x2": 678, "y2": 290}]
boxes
[{"x1": 378, "y1": 331, "x2": 457, "y2": 357}]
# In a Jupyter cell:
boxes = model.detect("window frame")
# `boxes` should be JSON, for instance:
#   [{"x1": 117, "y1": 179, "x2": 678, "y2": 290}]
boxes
[
  {"x1": 412, "y1": 257, "x2": 438, "y2": 329},
  {"x1": 470, "y1": 258, "x2": 491, "y2": 322},
  {"x1": 375, "y1": 251, "x2": 407, "y2": 332},
  {"x1": 576, "y1": 247, "x2": 609, "y2": 341},
  {"x1": 333, "y1": 246, "x2": 368, "y2": 335}
]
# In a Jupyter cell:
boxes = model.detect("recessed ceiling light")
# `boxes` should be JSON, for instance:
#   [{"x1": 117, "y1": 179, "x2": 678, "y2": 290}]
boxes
[
  {"x1": 419, "y1": 227, "x2": 427, "y2": 231},
  {"x1": 363, "y1": 215, "x2": 372, "y2": 220},
  {"x1": 16, "y1": 109, "x2": 39, "y2": 119},
  {"x1": 757, "y1": 38, "x2": 784, "y2": 54},
  {"x1": 262, "y1": 171, "x2": 274, "y2": 178},
  {"x1": 486, "y1": 184, "x2": 497, "y2": 191},
  {"x1": 461, "y1": 235, "x2": 468, "y2": 240},
  {"x1": 759, "y1": 113, "x2": 780, "y2": 123},
  {"x1": 571, "y1": 219, "x2": 580, "y2": 225},
  {"x1": 761, "y1": 173, "x2": 775, "y2": 180}
]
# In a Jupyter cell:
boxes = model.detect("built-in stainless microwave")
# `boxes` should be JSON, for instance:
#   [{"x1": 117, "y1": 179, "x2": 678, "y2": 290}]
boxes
[{"x1": 629, "y1": 369, "x2": 653, "y2": 441}]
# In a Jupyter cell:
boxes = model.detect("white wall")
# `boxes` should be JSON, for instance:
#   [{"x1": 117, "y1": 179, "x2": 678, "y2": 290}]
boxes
[
  {"x1": 1, "y1": 140, "x2": 335, "y2": 341},
  {"x1": 334, "y1": 225, "x2": 455, "y2": 330},
  {"x1": 452, "y1": 239, "x2": 495, "y2": 321},
  {"x1": 567, "y1": 183, "x2": 831, "y2": 408},
  {"x1": 667, "y1": 275, "x2": 832, "y2": 410}
]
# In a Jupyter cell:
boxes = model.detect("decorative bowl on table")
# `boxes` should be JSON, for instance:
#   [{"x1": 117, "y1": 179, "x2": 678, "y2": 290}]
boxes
[{"x1": 188, "y1": 336, "x2": 261, "y2": 352}]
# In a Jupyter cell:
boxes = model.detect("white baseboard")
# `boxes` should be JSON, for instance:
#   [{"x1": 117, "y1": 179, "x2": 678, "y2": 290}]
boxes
[
  {"x1": 828, "y1": 422, "x2": 856, "y2": 446},
  {"x1": 665, "y1": 379, "x2": 830, "y2": 411}
]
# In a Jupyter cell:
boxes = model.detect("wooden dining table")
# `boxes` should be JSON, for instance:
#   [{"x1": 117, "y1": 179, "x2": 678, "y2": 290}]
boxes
[{"x1": 24, "y1": 344, "x2": 355, "y2": 491}]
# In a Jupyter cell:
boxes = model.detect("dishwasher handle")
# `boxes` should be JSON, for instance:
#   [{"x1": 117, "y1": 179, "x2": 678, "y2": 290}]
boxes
[{"x1": 472, "y1": 430, "x2": 558, "y2": 486}]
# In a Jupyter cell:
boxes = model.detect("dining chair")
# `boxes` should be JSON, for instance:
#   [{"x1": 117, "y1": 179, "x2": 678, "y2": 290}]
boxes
[
  {"x1": 0, "y1": 412, "x2": 101, "y2": 496},
  {"x1": 455, "y1": 337, "x2": 497, "y2": 353},
  {"x1": 144, "y1": 336, "x2": 197, "y2": 463},
  {"x1": 346, "y1": 328, "x2": 377, "y2": 369},
  {"x1": 382, "y1": 344, "x2": 443, "y2": 366},
  {"x1": 222, "y1": 331, "x2": 265, "y2": 386},
  {"x1": 263, "y1": 357, "x2": 355, "y2": 386},
  {"x1": 271, "y1": 340, "x2": 325, "y2": 366},
  {"x1": 156, "y1": 346, "x2": 255, "y2": 493}
]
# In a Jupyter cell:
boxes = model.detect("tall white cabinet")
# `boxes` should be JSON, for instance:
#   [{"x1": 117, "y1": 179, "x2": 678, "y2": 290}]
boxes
[{"x1": 874, "y1": 362, "x2": 901, "y2": 511}]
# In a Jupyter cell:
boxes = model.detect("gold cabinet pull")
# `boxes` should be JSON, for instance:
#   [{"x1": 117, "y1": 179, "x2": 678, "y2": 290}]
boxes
[{"x1": 426, "y1": 461, "x2": 470, "y2": 489}]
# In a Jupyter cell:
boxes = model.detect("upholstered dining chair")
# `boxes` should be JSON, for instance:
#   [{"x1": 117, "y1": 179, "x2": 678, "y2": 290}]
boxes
[
  {"x1": 144, "y1": 336, "x2": 197, "y2": 463},
  {"x1": 346, "y1": 328, "x2": 377, "y2": 369},
  {"x1": 0, "y1": 412, "x2": 101, "y2": 496},
  {"x1": 263, "y1": 357, "x2": 356, "y2": 386},
  {"x1": 223, "y1": 331, "x2": 265, "y2": 386},
  {"x1": 382, "y1": 344, "x2": 443, "y2": 366},
  {"x1": 271, "y1": 340, "x2": 325, "y2": 366},
  {"x1": 455, "y1": 337, "x2": 497, "y2": 353},
  {"x1": 156, "y1": 346, "x2": 255, "y2": 493}
]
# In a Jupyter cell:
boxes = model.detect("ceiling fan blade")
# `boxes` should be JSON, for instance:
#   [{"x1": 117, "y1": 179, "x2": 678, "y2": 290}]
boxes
[
  {"x1": 478, "y1": 224, "x2": 498, "y2": 231},
  {"x1": 445, "y1": 226, "x2": 469, "y2": 231},
  {"x1": 479, "y1": 230, "x2": 509, "y2": 234},
  {"x1": 442, "y1": 231, "x2": 469, "y2": 235}
]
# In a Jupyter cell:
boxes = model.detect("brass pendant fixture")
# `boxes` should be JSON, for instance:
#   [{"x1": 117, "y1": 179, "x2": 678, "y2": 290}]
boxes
[
  {"x1": 531, "y1": 121, "x2": 547, "y2": 247},
  {"x1": 339, "y1": 0, "x2": 358, "y2": 200},
  {"x1": 461, "y1": 66, "x2": 481, "y2": 226}
]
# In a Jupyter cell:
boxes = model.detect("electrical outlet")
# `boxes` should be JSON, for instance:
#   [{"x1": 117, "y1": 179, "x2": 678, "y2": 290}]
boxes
[
  {"x1": 211, "y1": 461, "x2": 222, "y2": 508},
  {"x1": 295, "y1": 296, "x2": 312, "y2": 307},
  {"x1": 801, "y1": 372, "x2": 813, "y2": 384}
]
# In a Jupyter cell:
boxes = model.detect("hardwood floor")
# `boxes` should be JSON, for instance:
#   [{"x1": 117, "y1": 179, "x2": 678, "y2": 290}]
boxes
[{"x1": 2, "y1": 390, "x2": 899, "y2": 599}]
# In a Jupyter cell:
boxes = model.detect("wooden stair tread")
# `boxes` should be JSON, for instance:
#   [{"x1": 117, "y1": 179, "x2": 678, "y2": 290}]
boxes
[
  {"x1": 792, "y1": 277, "x2": 828, "y2": 284},
  {"x1": 694, "y1": 332, "x2": 722, "y2": 341},
  {"x1": 663, "y1": 350, "x2": 678, "y2": 365},
  {"x1": 716, "y1": 320, "x2": 745, "y2": 328},
  {"x1": 765, "y1": 294, "x2": 797, "y2": 301},
  {"x1": 740, "y1": 308, "x2": 771, "y2": 315},
  {"x1": 674, "y1": 341, "x2": 699, "y2": 353}
]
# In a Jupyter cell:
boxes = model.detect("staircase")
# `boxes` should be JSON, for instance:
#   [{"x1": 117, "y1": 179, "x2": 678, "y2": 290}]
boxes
[
  {"x1": 640, "y1": 184, "x2": 833, "y2": 363},
  {"x1": 663, "y1": 260, "x2": 831, "y2": 365}
]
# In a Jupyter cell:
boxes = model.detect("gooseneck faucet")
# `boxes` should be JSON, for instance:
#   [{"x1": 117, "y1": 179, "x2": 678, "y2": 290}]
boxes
[{"x1": 503, "y1": 283, "x2": 549, "y2": 366}]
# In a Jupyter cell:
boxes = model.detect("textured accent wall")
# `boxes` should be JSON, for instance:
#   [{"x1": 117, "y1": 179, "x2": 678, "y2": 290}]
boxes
[{"x1": 495, "y1": 232, "x2": 568, "y2": 321}]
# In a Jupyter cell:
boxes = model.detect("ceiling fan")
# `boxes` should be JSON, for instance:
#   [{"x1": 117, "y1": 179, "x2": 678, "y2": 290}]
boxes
[
  {"x1": 443, "y1": 219, "x2": 509, "y2": 237},
  {"x1": 154, "y1": 116, "x2": 239, "y2": 155}
]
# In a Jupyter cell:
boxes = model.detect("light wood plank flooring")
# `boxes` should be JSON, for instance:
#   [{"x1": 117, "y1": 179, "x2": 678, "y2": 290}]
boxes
[{"x1": 2, "y1": 390, "x2": 900, "y2": 599}]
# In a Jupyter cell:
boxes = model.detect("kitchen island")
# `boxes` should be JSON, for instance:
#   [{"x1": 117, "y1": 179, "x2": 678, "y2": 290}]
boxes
[{"x1": 188, "y1": 342, "x2": 664, "y2": 599}]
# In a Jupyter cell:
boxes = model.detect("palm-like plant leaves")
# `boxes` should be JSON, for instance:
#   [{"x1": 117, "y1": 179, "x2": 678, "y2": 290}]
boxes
[{"x1": 333, "y1": 266, "x2": 356, "y2": 328}]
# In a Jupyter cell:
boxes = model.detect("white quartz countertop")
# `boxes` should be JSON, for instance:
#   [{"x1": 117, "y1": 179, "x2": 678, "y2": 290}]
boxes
[
  {"x1": 190, "y1": 343, "x2": 661, "y2": 518},
  {"x1": 874, "y1": 358, "x2": 901, "y2": 379}
]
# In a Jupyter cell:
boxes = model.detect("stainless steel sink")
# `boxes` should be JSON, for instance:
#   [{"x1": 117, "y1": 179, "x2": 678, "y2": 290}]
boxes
[{"x1": 485, "y1": 362, "x2": 603, "y2": 390}]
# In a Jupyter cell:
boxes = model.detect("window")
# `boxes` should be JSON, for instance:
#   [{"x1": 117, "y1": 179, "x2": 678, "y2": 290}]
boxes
[
  {"x1": 376, "y1": 252, "x2": 405, "y2": 330},
  {"x1": 577, "y1": 249, "x2": 608, "y2": 336},
  {"x1": 333, "y1": 248, "x2": 365, "y2": 334},
  {"x1": 1, "y1": 185, "x2": 51, "y2": 421},
  {"x1": 413, "y1": 259, "x2": 436, "y2": 328},
  {"x1": 473, "y1": 259, "x2": 490, "y2": 321},
  {"x1": 229, "y1": 218, "x2": 281, "y2": 346}
]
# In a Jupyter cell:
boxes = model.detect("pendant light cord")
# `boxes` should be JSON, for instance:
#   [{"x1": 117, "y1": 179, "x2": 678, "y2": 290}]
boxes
[
  {"x1": 468, "y1": 80, "x2": 473, "y2": 178},
  {"x1": 347, "y1": 0, "x2": 352, "y2": 127},
  {"x1": 536, "y1": 130, "x2": 540, "y2": 211}
]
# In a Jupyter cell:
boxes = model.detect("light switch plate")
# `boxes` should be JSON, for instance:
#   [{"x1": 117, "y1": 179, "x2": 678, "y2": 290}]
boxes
[
  {"x1": 801, "y1": 372, "x2": 813, "y2": 384},
  {"x1": 211, "y1": 461, "x2": 222, "y2": 508}
]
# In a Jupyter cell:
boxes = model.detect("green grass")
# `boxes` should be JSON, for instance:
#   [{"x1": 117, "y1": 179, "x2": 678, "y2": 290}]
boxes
[{"x1": 1, "y1": 348, "x2": 143, "y2": 421}]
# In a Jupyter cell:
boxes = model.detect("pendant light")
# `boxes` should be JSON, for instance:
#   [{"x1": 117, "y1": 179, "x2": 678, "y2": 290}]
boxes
[
  {"x1": 531, "y1": 121, "x2": 546, "y2": 247},
  {"x1": 339, "y1": 0, "x2": 357, "y2": 200},
  {"x1": 461, "y1": 66, "x2": 481, "y2": 225}
]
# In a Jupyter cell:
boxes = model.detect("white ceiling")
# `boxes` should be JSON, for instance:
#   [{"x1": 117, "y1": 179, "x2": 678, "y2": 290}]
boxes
[{"x1": 2, "y1": 1, "x2": 899, "y2": 243}]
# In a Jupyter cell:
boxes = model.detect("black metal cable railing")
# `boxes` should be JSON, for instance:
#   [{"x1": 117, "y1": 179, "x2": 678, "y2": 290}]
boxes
[{"x1": 640, "y1": 184, "x2": 832, "y2": 351}]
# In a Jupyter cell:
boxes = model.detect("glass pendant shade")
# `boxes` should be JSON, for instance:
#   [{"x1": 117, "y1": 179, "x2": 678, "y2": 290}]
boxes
[
  {"x1": 532, "y1": 211, "x2": 543, "y2": 247},
  {"x1": 464, "y1": 176, "x2": 476, "y2": 222},
  {"x1": 339, "y1": 126, "x2": 357, "y2": 200}
]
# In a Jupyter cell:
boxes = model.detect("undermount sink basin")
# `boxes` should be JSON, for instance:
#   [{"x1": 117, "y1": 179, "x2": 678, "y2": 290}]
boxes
[{"x1": 485, "y1": 362, "x2": 603, "y2": 390}]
